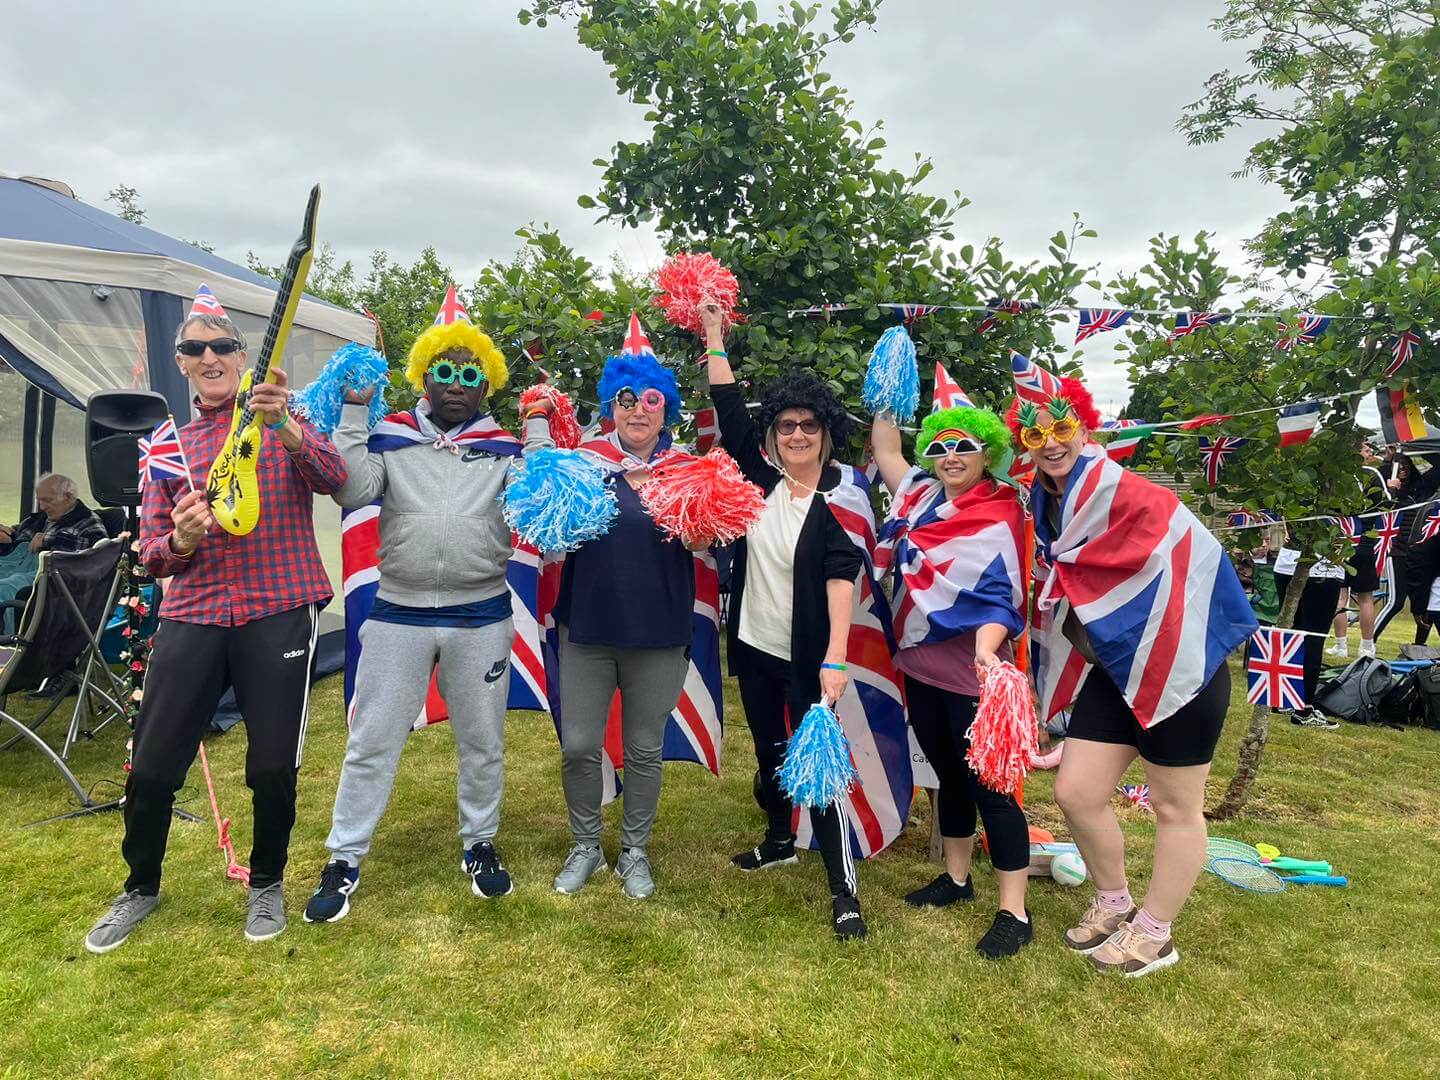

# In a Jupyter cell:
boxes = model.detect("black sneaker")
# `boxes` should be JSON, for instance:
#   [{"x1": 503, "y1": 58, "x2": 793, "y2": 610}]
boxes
[
  {"x1": 832, "y1": 894, "x2": 868, "y2": 941},
  {"x1": 463, "y1": 841, "x2": 513, "y2": 898},
  {"x1": 1290, "y1": 708, "x2": 1340, "y2": 730},
  {"x1": 904, "y1": 872, "x2": 974, "y2": 908},
  {"x1": 730, "y1": 837, "x2": 798, "y2": 871},
  {"x1": 975, "y1": 909, "x2": 1034, "y2": 959},
  {"x1": 303, "y1": 860, "x2": 359, "y2": 924}
]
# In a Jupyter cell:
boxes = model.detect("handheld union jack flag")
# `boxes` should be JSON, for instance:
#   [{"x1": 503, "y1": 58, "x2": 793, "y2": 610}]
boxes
[
  {"x1": 1246, "y1": 628, "x2": 1307, "y2": 711},
  {"x1": 1075, "y1": 308, "x2": 1132, "y2": 344},
  {"x1": 1276, "y1": 314, "x2": 1332, "y2": 350},
  {"x1": 1169, "y1": 311, "x2": 1231, "y2": 340},
  {"x1": 1198, "y1": 436, "x2": 1247, "y2": 485},
  {"x1": 1372, "y1": 510, "x2": 1401, "y2": 576},
  {"x1": 138, "y1": 419, "x2": 191, "y2": 488},
  {"x1": 1386, "y1": 331, "x2": 1423, "y2": 379}
]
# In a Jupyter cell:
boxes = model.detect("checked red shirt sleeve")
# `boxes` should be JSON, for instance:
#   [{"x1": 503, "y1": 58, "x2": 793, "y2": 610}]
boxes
[{"x1": 141, "y1": 401, "x2": 348, "y2": 626}]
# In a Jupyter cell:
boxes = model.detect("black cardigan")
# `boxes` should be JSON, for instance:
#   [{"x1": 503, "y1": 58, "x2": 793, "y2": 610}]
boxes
[{"x1": 711, "y1": 382, "x2": 862, "y2": 680}]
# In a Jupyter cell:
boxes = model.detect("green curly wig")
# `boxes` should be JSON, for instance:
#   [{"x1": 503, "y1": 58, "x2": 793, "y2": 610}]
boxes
[{"x1": 915, "y1": 406, "x2": 1011, "y2": 472}]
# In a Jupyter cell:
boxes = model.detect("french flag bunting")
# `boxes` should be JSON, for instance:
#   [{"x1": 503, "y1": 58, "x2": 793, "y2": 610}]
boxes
[
  {"x1": 1246, "y1": 629, "x2": 1306, "y2": 711},
  {"x1": 1276, "y1": 401, "x2": 1322, "y2": 446},
  {"x1": 1075, "y1": 308, "x2": 1132, "y2": 344}
]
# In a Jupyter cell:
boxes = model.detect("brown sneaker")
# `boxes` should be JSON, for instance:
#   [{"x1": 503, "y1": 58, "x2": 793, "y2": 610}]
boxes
[
  {"x1": 1063, "y1": 900, "x2": 1137, "y2": 954},
  {"x1": 1089, "y1": 922, "x2": 1179, "y2": 977}
]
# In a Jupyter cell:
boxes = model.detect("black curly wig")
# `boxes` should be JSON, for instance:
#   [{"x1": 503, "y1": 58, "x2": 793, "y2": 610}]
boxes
[{"x1": 755, "y1": 371, "x2": 854, "y2": 446}]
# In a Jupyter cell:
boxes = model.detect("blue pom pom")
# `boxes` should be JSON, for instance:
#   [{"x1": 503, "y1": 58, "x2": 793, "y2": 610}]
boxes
[
  {"x1": 291, "y1": 342, "x2": 390, "y2": 434},
  {"x1": 861, "y1": 324, "x2": 920, "y2": 424},
  {"x1": 777, "y1": 701, "x2": 857, "y2": 809},
  {"x1": 502, "y1": 449, "x2": 619, "y2": 553}
]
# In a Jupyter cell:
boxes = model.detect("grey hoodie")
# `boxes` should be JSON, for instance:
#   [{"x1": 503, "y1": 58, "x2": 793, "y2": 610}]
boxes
[{"x1": 332, "y1": 400, "x2": 548, "y2": 608}]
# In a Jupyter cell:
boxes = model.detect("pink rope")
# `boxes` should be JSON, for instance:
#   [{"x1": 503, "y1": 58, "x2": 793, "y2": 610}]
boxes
[{"x1": 198, "y1": 742, "x2": 250, "y2": 886}]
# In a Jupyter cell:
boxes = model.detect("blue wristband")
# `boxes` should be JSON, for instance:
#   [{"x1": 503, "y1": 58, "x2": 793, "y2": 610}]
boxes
[{"x1": 820, "y1": 662, "x2": 847, "y2": 672}]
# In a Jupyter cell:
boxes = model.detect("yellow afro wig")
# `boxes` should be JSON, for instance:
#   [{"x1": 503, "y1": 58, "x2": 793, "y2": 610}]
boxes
[{"x1": 405, "y1": 322, "x2": 509, "y2": 395}]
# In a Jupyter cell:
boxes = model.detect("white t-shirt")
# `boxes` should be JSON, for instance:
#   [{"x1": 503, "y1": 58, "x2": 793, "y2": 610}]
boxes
[
  {"x1": 1274, "y1": 547, "x2": 1345, "y2": 580},
  {"x1": 739, "y1": 484, "x2": 814, "y2": 661}
]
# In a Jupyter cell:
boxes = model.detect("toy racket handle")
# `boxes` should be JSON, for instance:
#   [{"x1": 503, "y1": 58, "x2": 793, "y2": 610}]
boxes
[
  {"x1": 1265, "y1": 857, "x2": 1332, "y2": 874},
  {"x1": 1281, "y1": 874, "x2": 1348, "y2": 886}
]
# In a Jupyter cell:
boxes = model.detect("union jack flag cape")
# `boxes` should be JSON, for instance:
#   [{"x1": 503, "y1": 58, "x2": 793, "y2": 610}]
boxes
[
  {"x1": 796, "y1": 464, "x2": 916, "y2": 857},
  {"x1": 1029, "y1": 444, "x2": 1257, "y2": 728},
  {"x1": 874, "y1": 470, "x2": 1025, "y2": 650},
  {"x1": 341, "y1": 406, "x2": 540, "y2": 727}
]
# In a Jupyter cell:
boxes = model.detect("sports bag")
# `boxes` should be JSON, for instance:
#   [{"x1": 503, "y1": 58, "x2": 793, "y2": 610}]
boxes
[
  {"x1": 1413, "y1": 664, "x2": 1440, "y2": 730},
  {"x1": 1314, "y1": 656, "x2": 1395, "y2": 726}
]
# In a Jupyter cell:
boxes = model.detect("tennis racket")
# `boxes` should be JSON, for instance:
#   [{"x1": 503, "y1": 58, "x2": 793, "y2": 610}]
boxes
[
  {"x1": 1211, "y1": 858, "x2": 1348, "y2": 891},
  {"x1": 1206, "y1": 837, "x2": 1331, "y2": 875}
]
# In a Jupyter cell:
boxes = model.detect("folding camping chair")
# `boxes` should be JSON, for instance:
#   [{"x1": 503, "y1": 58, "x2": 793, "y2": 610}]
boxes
[{"x1": 0, "y1": 539, "x2": 128, "y2": 804}]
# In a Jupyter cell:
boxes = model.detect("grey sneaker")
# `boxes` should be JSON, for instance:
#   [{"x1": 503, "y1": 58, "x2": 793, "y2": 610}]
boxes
[
  {"x1": 245, "y1": 882, "x2": 287, "y2": 942},
  {"x1": 553, "y1": 843, "x2": 607, "y2": 895},
  {"x1": 615, "y1": 847, "x2": 655, "y2": 899},
  {"x1": 84, "y1": 890, "x2": 159, "y2": 954}
]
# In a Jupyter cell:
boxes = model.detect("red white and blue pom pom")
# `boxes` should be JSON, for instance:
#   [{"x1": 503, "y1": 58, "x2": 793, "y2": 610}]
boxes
[
  {"x1": 778, "y1": 700, "x2": 857, "y2": 809},
  {"x1": 965, "y1": 662, "x2": 1038, "y2": 795},
  {"x1": 861, "y1": 324, "x2": 920, "y2": 424},
  {"x1": 654, "y1": 252, "x2": 745, "y2": 335},
  {"x1": 639, "y1": 448, "x2": 767, "y2": 548},
  {"x1": 519, "y1": 384, "x2": 583, "y2": 449},
  {"x1": 291, "y1": 342, "x2": 390, "y2": 434},
  {"x1": 501, "y1": 449, "x2": 618, "y2": 553}
]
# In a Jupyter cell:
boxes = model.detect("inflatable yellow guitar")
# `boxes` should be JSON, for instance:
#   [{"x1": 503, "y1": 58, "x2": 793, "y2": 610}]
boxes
[{"x1": 207, "y1": 185, "x2": 320, "y2": 536}]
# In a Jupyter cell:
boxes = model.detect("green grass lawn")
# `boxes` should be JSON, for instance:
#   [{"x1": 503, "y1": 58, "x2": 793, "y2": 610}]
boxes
[{"x1": 3, "y1": 622, "x2": 1440, "y2": 1079}]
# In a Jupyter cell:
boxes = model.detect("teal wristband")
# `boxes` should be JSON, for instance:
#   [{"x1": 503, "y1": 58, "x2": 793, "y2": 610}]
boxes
[
  {"x1": 820, "y1": 662, "x2": 847, "y2": 671},
  {"x1": 707, "y1": 348, "x2": 728, "y2": 358},
  {"x1": 266, "y1": 411, "x2": 290, "y2": 431}
]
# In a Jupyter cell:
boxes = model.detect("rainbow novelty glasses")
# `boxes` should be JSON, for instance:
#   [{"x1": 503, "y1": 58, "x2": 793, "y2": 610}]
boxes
[{"x1": 921, "y1": 429, "x2": 984, "y2": 458}]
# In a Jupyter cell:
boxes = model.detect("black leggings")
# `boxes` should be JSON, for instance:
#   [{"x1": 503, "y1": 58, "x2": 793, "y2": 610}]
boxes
[
  {"x1": 122, "y1": 605, "x2": 319, "y2": 895},
  {"x1": 735, "y1": 643, "x2": 856, "y2": 898},
  {"x1": 903, "y1": 676, "x2": 1030, "y2": 872}
]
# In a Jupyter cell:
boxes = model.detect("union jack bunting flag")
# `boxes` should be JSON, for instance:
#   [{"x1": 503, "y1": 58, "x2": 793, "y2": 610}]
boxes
[
  {"x1": 1101, "y1": 419, "x2": 1148, "y2": 431},
  {"x1": 976, "y1": 298, "x2": 1038, "y2": 335},
  {"x1": 138, "y1": 418, "x2": 190, "y2": 487},
  {"x1": 1372, "y1": 510, "x2": 1401, "y2": 576},
  {"x1": 433, "y1": 283, "x2": 470, "y2": 326},
  {"x1": 1276, "y1": 314, "x2": 1333, "y2": 350},
  {"x1": 1246, "y1": 629, "x2": 1307, "y2": 711},
  {"x1": 895, "y1": 304, "x2": 940, "y2": 324},
  {"x1": 1074, "y1": 308, "x2": 1132, "y2": 344},
  {"x1": 1386, "y1": 331, "x2": 1423, "y2": 379},
  {"x1": 1421, "y1": 504, "x2": 1440, "y2": 542},
  {"x1": 1227, "y1": 509, "x2": 1276, "y2": 529},
  {"x1": 1198, "y1": 436, "x2": 1248, "y2": 485},
  {"x1": 1010, "y1": 351, "x2": 1065, "y2": 406},
  {"x1": 1169, "y1": 311, "x2": 1231, "y2": 340},
  {"x1": 1333, "y1": 515, "x2": 1362, "y2": 544}
]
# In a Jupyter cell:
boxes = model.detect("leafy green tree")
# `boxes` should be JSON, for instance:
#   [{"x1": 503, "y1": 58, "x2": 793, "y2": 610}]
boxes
[
  {"x1": 521, "y1": 0, "x2": 1096, "y2": 437},
  {"x1": 106, "y1": 185, "x2": 145, "y2": 225},
  {"x1": 1119, "y1": 1, "x2": 1440, "y2": 817}
]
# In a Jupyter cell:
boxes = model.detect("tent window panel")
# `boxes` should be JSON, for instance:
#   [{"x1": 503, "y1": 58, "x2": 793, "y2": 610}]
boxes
[{"x1": 0, "y1": 278, "x2": 147, "y2": 401}]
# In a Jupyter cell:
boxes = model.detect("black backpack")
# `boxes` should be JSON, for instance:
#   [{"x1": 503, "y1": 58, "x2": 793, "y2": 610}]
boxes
[
  {"x1": 1314, "y1": 656, "x2": 1400, "y2": 727},
  {"x1": 1412, "y1": 664, "x2": 1440, "y2": 730}
]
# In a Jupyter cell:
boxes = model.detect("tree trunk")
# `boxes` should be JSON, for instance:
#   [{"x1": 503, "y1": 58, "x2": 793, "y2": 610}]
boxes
[
  {"x1": 1209, "y1": 559, "x2": 1311, "y2": 821},
  {"x1": 925, "y1": 787, "x2": 943, "y2": 862}
]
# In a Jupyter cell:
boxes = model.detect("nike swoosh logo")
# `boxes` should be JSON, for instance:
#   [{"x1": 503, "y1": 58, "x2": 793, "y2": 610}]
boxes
[{"x1": 484, "y1": 659, "x2": 508, "y2": 683}]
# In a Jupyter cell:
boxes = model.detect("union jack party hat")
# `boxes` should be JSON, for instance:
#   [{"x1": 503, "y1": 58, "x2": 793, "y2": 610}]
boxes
[
  {"x1": 433, "y1": 284, "x2": 470, "y2": 326},
  {"x1": 189, "y1": 283, "x2": 227, "y2": 319}
]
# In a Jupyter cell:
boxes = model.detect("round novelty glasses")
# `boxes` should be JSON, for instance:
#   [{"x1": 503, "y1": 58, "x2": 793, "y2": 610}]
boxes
[
  {"x1": 1019, "y1": 416, "x2": 1079, "y2": 450},
  {"x1": 613, "y1": 387, "x2": 666, "y2": 413},
  {"x1": 428, "y1": 361, "x2": 487, "y2": 388}
]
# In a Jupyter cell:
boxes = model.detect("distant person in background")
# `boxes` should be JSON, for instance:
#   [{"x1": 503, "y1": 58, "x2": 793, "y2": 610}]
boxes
[
  {"x1": 0, "y1": 473, "x2": 106, "y2": 556},
  {"x1": 1374, "y1": 448, "x2": 1440, "y2": 646},
  {"x1": 1328, "y1": 442, "x2": 1389, "y2": 660}
]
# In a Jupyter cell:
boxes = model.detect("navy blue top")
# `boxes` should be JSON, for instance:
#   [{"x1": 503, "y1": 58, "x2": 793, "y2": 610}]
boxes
[
  {"x1": 555, "y1": 476, "x2": 695, "y2": 648},
  {"x1": 370, "y1": 593, "x2": 512, "y2": 628}
]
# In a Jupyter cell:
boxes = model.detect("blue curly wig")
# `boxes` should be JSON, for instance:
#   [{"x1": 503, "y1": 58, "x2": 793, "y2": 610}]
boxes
[{"x1": 598, "y1": 353, "x2": 682, "y2": 426}]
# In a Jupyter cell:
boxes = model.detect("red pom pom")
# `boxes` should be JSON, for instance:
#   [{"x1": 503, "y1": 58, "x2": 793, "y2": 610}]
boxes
[
  {"x1": 519, "y1": 384, "x2": 583, "y2": 449},
  {"x1": 965, "y1": 662, "x2": 1039, "y2": 795},
  {"x1": 640, "y1": 449, "x2": 767, "y2": 547},
  {"x1": 653, "y1": 252, "x2": 746, "y2": 335}
]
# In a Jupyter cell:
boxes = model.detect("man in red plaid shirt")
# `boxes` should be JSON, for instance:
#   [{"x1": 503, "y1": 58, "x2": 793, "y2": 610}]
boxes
[{"x1": 86, "y1": 288, "x2": 346, "y2": 954}]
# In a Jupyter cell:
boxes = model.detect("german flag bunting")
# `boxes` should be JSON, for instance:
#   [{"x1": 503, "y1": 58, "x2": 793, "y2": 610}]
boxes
[{"x1": 1376, "y1": 383, "x2": 1428, "y2": 443}]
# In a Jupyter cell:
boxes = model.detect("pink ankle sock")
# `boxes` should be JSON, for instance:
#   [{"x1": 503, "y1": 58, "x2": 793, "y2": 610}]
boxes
[
  {"x1": 1097, "y1": 887, "x2": 1133, "y2": 912},
  {"x1": 1133, "y1": 908, "x2": 1171, "y2": 939}
]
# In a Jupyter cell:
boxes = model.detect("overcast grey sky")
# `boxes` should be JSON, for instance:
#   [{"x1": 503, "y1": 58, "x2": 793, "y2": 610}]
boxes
[{"x1": 2, "y1": 0, "x2": 1287, "y2": 411}]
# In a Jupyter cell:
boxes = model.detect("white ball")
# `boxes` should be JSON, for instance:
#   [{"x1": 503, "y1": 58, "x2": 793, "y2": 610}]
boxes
[{"x1": 1050, "y1": 851, "x2": 1088, "y2": 886}]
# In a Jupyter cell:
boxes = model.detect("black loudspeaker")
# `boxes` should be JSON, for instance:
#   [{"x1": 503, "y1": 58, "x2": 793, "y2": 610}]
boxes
[{"x1": 85, "y1": 390, "x2": 173, "y2": 507}]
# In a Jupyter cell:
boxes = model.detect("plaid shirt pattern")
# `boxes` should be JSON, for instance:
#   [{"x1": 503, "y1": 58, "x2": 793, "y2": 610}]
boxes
[{"x1": 141, "y1": 398, "x2": 347, "y2": 626}]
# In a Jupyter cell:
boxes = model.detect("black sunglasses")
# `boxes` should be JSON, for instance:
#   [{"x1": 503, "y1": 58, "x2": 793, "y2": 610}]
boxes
[
  {"x1": 178, "y1": 338, "x2": 243, "y2": 357},
  {"x1": 775, "y1": 418, "x2": 822, "y2": 436}
]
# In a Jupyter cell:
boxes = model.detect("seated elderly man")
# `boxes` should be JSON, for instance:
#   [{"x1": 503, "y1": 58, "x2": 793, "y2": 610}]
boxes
[{"x1": 0, "y1": 473, "x2": 107, "y2": 556}]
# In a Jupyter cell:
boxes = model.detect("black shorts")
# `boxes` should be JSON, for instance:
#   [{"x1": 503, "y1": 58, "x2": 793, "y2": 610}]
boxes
[
  {"x1": 1345, "y1": 537, "x2": 1379, "y2": 592},
  {"x1": 1066, "y1": 662, "x2": 1231, "y2": 767}
]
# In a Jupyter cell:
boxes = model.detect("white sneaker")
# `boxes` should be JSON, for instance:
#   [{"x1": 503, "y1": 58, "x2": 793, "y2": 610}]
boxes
[
  {"x1": 1325, "y1": 640, "x2": 1349, "y2": 658},
  {"x1": 1358, "y1": 640, "x2": 1376, "y2": 658}
]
